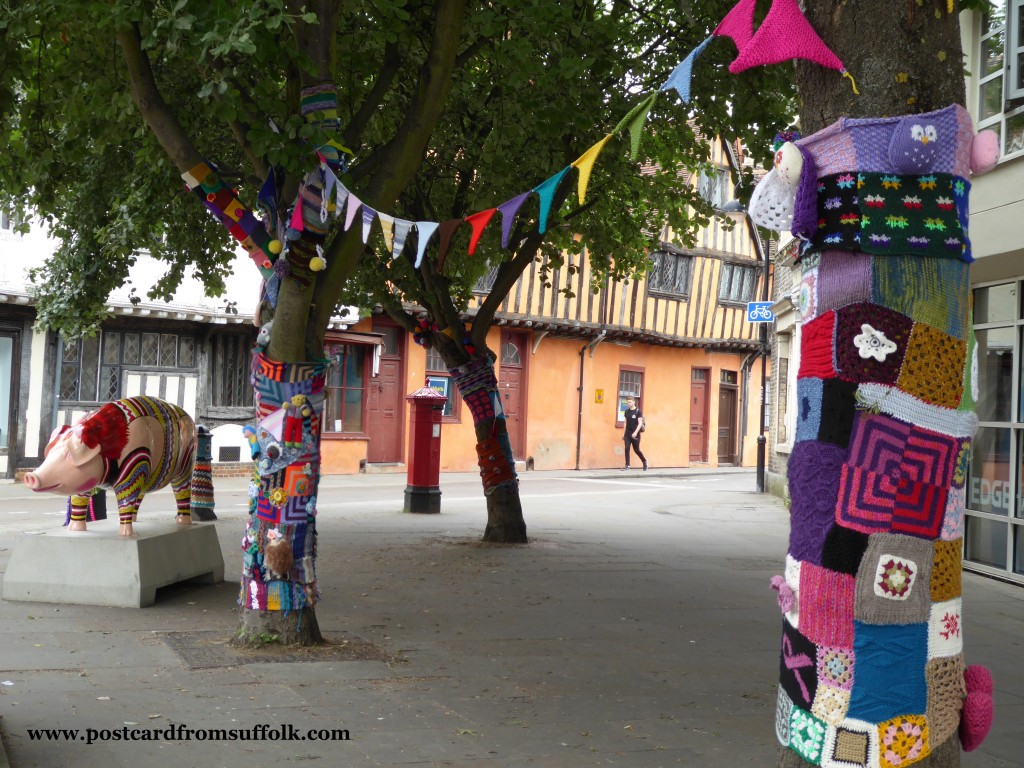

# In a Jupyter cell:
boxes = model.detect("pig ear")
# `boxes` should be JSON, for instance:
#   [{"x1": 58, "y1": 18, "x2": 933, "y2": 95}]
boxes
[
  {"x1": 65, "y1": 432, "x2": 102, "y2": 467},
  {"x1": 44, "y1": 425, "x2": 72, "y2": 457}
]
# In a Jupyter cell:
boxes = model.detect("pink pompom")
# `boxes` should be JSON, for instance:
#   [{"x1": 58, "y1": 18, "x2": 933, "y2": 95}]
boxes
[
  {"x1": 770, "y1": 574, "x2": 796, "y2": 614},
  {"x1": 970, "y1": 130, "x2": 1000, "y2": 176},
  {"x1": 959, "y1": 664, "x2": 994, "y2": 752}
]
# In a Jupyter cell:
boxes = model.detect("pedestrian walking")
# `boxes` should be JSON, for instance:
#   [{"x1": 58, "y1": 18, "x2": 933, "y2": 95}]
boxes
[{"x1": 621, "y1": 396, "x2": 648, "y2": 470}]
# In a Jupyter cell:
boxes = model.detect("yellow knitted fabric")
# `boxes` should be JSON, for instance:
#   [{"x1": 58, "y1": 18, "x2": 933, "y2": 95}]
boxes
[
  {"x1": 926, "y1": 655, "x2": 965, "y2": 747},
  {"x1": 932, "y1": 539, "x2": 963, "y2": 602},
  {"x1": 897, "y1": 323, "x2": 966, "y2": 408}
]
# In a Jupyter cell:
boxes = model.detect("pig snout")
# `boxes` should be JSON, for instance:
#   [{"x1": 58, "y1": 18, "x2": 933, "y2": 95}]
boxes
[{"x1": 24, "y1": 472, "x2": 40, "y2": 490}]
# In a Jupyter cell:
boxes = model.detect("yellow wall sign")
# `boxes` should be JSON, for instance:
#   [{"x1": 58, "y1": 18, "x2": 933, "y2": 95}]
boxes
[{"x1": 595, "y1": 389, "x2": 604, "y2": 404}]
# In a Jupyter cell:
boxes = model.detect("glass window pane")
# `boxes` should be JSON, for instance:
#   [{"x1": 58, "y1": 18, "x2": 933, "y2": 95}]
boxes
[
  {"x1": 501, "y1": 340, "x2": 521, "y2": 366},
  {"x1": 983, "y1": 29, "x2": 1005, "y2": 76},
  {"x1": 101, "y1": 366, "x2": 119, "y2": 401},
  {"x1": 60, "y1": 364, "x2": 78, "y2": 400},
  {"x1": 1015, "y1": 526, "x2": 1024, "y2": 574},
  {"x1": 141, "y1": 333, "x2": 159, "y2": 366},
  {"x1": 982, "y1": 1, "x2": 1006, "y2": 35},
  {"x1": 741, "y1": 267, "x2": 755, "y2": 302},
  {"x1": 102, "y1": 332, "x2": 120, "y2": 364},
  {"x1": 974, "y1": 282, "x2": 1017, "y2": 323},
  {"x1": 63, "y1": 340, "x2": 79, "y2": 363},
  {"x1": 968, "y1": 426, "x2": 1012, "y2": 516},
  {"x1": 180, "y1": 337, "x2": 195, "y2": 368},
  {"x1": 426, "y1": 347, "x2": 446, "y2": 372},
  {"x1": 376, "y1": 326, "x2": 400, "y2": 355},
  {"x1": 79, "y1": 336, "x2": 99, "y2": 401},
  {"x1": 965, "y1": 515, "x2": 1007, "y2": 569},
  {"x1": 980, "y1": 75, "x2": 1004, "y2": 122},
  {"x1": 344, "y1": 347, "x2": 365, "y2": 387},
  {"x1": 124, "y1": 333, "x2": 140, "y2": 365},
  {"x1": 975, "y1": 327, "x2": 1014, "y2": 421},
  {"x1": 159, "y1": 334, "x2": 177, "y2": 367},
  {"x1": 1005, "y1": 110, "x2": 1024, "y2": 156},
  {"x1": 344, "y1": 388, "x2": 363, "y2": 432},
  {"x1": 1018, "y1": 432, "x2": 1024, "y2": 518}
]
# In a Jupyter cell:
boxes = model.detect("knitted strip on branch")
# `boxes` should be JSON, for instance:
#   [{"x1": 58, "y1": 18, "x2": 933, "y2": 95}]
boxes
[
  {"x1": 241, "y1": 353, "x2": 328, "y2": 612},
  {"x1": 775, "y1": 106, "x2": 991, "y2": 764},
  {"x1": 449, "y1": 356, "x2": 500, "y2": 425}
]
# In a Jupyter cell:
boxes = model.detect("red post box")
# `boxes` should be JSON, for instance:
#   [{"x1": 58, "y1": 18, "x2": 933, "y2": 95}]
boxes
[{"x1": 404, "y1": 386, "x2": 447, "y2": 513}]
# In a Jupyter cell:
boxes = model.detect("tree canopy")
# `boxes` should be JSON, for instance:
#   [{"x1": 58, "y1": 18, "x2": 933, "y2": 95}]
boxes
[{"x1": 0, "y1": 0, "x2": 795, "y2": 347}]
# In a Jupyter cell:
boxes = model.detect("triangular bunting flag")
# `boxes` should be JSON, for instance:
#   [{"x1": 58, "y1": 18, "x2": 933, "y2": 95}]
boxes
[
  {"x1": 323, "y1": 171, "x2": 337, "y2": 221},
  {"x1": 660, "y1": 35, "x2": 713, "y2": 103},
  {"x1": 729, "y1": 0, "x2": 845, "y2": 75},
  {"x1": 392, "y1": 219, "x2": 413, "y2": 260},
  {"x1": 465, "y1": 209, "x2": 498, "y2": 255},
  {"x1": 436, "y1": 219, "x2": 464, "y2": 273},
  {"x1": 361, "y1": 205, "x2": 378, "y2": 244},
  {"x1": 497, "y1": 191, "x2": 532, "y2": 249},
  {"x1": 533, "y1": 166, "x2": 571, "y2": 235},
  {"x1": 571, "y1": 134, "x2": 613, "y2": 205},
  {"x1": 378, "y1": 213, "x2": 395, "y2": 252},
  {"x1": 334, "y1": 176, "x2": 349, "y2": 219},
  {"x1": 713, "y1": 0, "x2": 757, "y2": 52},
  {"x1": 254, "y1": 169, "x2": 278, "y2": 226},
  {"x1": 344, "y1": 192, "x2": 362, "y2": 231},
  {"x1": 289, "y1": 193, "x2": 305, "y2": 233},
  {"x1": 413, "y1": 221, "x2": 439, "y2": 268},
  {"x1": 613, "y1": 91, "x2": 659, "y2": 158}
]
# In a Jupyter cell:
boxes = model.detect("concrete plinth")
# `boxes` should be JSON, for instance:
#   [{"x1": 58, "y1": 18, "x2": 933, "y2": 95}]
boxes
[
  {"x1": 404, "y1": 485, "x2": 441, "y2": 514},
  {"x1": 1, "y1": 521, "x2": 225, "y2": 608}
]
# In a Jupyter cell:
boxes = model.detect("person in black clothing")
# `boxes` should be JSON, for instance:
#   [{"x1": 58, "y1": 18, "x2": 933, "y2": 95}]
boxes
[{"x1": 621, "y1": 396, "x2": 648, "y2": 470}]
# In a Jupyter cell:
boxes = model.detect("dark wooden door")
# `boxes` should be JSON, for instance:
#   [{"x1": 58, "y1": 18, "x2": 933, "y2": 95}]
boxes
[
  {"x1": 718, "y1": 386, "x2": 737, "y2": 465},
  {"x1": 689, "y1": 368, "x2": 709, "y2": 462},
  {"x1": 498, "y1": 332, "x2": 526, "y2": 460},
  {"x1": 366, "y1": 325, "x2": 403, "y2": 463}
]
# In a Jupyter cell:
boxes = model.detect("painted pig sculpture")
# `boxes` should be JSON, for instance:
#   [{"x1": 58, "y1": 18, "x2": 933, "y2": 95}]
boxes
[{"x1": 23, "y1": 396, "x2": 198, "y2": 536}]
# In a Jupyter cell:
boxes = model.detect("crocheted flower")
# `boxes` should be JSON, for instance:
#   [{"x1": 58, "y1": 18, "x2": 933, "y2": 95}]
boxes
[
  {"x1": 874, "y1": 556, "x2": 917, "y2": 600},
  {"x1": 268, "y1": 487, "x2": 288, "y2": 508},
  {"x1": 267, "y1": 527, "x2": 282, "y2": 542},
  {"x1": 854, "y1": 324, "x2": 898, "y2": 362},
  {"x1": 880, "y1": 715, "x2": 928, "y2": 767}
]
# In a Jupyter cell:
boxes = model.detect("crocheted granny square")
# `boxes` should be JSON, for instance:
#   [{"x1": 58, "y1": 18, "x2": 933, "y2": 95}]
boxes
[
  {"x1": 799, "y1": 266, "x2": 820, "y2": 321},
  {"x1": 822, "y1": 524, "x2": 871, "y2": 576},
  {"x1": 878, "y1": 714, "x2": 930, "y2": 768},
  {"x1": 928, "y1": 598, "x2": 964, "y2": 659},
  {"x1": 940, "y1": 487, "x2": 965, "y2": 541},
  {"x1": 817, "y1": 251, "x2": 873, "y2": 314},
  {"x1": 777, "y1": 686, "x2": 795, "y2": 747},
  {"x1": 813, "y1": 684, "x2": 852, "y2": 726},
  {"x1": 800, "y1": 311, "x2": 839, "y2": 380},
  {"x1": 848, "y1": 621, "x2": 928, "y2": 722},
  {"x1": 836, "y1": 413, "x2": 912, "y2": 534},
  {"x1": 821, "y1": 717, "x2": 879, "y2": 768},
  {"x1": 800, "y1": 562, "x2": 857, "y2": 646},
  {"x1": 795, "y1": 378, "x2": 825, "y2": 443},
  {"x1": 790, "y1": 706, "x2": 828, "y2": 764},
  {"x1": 896, "y1": 322, "x2": 967, "y2": 409},
  {"x1": 818, "y1": 646, "x2": 856, "y2": 690},
  {"x1": 818, "y1": 379, "x2": 859, "y2": 448},
  {"x1": 931, "y1": 539, "x2": 963, "y2": 602},
  {"x1": 781, "y1": 619, "x2": 820, "y2": 710},
  {"x1": 834, "y1": 303, "x2": 914, "y2": 386},
  {"x1": 789, "y1": 441, "x2": 848, "y2": 565},
  {"x1": 926, "y1": 654, "x2": 966, "y2": 747},
  {"x1": 855, "y1": 533, "x2": 934, "y2": 625},
  {"x1": 871, "y1": 256, "x2": 970, "y2": 341}
]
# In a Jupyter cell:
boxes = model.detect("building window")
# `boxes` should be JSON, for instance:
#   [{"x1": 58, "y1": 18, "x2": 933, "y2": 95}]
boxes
[
  {"x1": 0, "y1": 206, "x2": 21, "y2": 233},
  {"x1": 473, "y1": 263, "x2": 501, "y2": 294},
  {"x1": 719, "y1": 262, "x2": 757, "y2": 304},
  {"x1": 616, "y1": 368, "x2": 643, "y2": 423},
  {"x1": 776, "y1": 338, "x2": 791, "y2": 444},
  {"x1": 697, "y1": 166, "x2": 729, "y2": 209},
  {"x1": 977, "y1": 1, "x2": 1024, "y2": 157},
  {"x1": 964, "y1": 279, "x2": 1024, "y2": 582},
  {"x1": 324, "y1": 344, "x2": 369, "y2": 433},
  {"x1": 648, "y1": 249, "x2": 693, "y2": 297},
  {"x1": 211, "y1": 332, "x2": 253, "y2": 408},
  {"x1": 59, "y1": 330, "x2": 197, "y2": 404},
  {"x1": 425, "y1": 347, "x2": 459, "y2": 419}
]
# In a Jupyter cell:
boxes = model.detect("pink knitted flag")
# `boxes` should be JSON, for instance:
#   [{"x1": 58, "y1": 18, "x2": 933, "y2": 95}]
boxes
[
  {"x1": 713, "y1": 0, "x2": 757, "y2": 52},
  {"x1": 728, "y1": 0, "x2": 845, "y2": 75}
]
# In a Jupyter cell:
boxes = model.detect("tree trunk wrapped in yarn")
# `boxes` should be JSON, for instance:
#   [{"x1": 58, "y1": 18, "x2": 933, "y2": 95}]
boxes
[{"x1": 772, "y1": 103, "x2": 994, "y2": 768}]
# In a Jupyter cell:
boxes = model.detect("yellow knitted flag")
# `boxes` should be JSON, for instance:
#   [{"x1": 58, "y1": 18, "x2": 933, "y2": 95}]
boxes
[{"x1": 571, "y1": 134, "x2": 613, "y2": 205}]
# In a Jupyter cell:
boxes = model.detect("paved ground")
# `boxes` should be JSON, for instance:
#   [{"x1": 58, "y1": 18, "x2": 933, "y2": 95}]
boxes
[{"x1": 0, "y1": 468, "x2": 1020, "y2": 767}]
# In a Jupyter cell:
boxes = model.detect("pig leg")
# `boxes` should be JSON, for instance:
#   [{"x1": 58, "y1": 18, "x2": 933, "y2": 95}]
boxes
[
  {"x1": 171, "y1": 471, "x2": 192, "y2": 525},
  {"x1": 113, "y1": 448, "x2": 152, "y2": 537},
  {"x1": 66, "y1": 494, "x2": 91, "y2": 532}
]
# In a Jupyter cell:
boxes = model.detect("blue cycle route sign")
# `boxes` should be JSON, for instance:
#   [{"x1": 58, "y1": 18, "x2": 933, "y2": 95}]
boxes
[{"x1": 746, "y1": 301, "x2": 775, "y2": 323}]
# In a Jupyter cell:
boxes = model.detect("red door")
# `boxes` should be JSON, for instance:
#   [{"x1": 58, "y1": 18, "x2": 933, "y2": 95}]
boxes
[
  {"x1": 498, "y1": 332, "x2": 526, "y2": 460},
  {"x1": 366, "y1": 325, "x2": 403, "y2": 464},
  {"x1": 689, "y1": 368, "x2": 709, "y2": 463}
]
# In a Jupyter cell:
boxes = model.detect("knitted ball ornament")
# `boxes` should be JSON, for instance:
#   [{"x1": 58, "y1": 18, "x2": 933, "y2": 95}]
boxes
[{"x1": 959, "y1": 664, "x2": 994, "y2": 752}]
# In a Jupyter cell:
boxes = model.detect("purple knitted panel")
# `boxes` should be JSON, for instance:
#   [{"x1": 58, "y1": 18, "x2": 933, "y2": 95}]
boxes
[
  {"x1": 788, "y1": 440, "x2": 848, "y2": 565},
  {"x1": 792, "y1": 146, "x2": 819, "y2": 240},
  {"x1": 816, "y1": 251, "x2": 872, "y2": 313}
]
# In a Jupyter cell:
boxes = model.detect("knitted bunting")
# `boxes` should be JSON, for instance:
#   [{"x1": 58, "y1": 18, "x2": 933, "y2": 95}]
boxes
[
  {"x1": 660, "y1": 35, "x2": 714, "y2": 104},
  {"x1": 571, "y1": 134, "x2": 613, "y2": 204},
  {"x1": 533, "y1": 166, "x2": 572, "y2": 235},
  {"x1": 465, "y1": 208, "x2": 498, "y2": 255}
]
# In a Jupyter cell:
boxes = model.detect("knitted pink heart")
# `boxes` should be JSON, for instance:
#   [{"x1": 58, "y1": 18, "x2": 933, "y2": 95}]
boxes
[{"x1": 959, "y1": 664, "x2": 994, "y2": 752}]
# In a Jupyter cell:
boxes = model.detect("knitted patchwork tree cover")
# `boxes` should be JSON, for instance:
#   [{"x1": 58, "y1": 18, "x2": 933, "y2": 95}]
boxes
[{"x1": 775, "y1": 106, "x2": 994, "y2": 767}]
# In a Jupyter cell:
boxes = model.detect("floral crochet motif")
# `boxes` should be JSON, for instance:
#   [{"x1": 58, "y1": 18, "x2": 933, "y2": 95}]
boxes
[
  {"x1": 879, "y1": 715, "x2": 929, "y2": 767},
  {"x1": 874, "y1": 555, "x2": 917, "y2": 600},
  {"x1": 854, "y1": 324, "x2": 898, "y2": 361}
]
